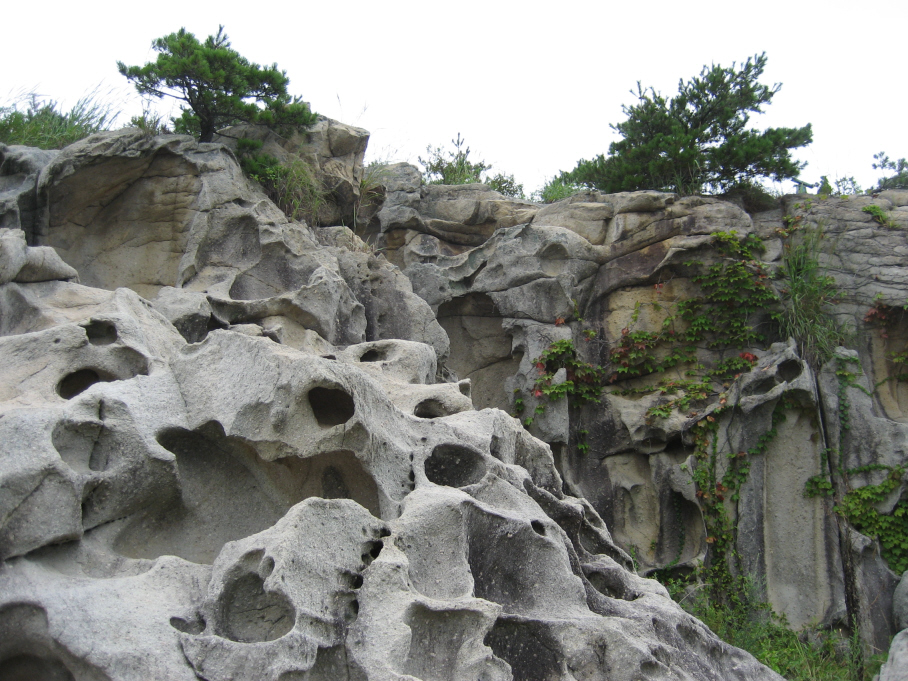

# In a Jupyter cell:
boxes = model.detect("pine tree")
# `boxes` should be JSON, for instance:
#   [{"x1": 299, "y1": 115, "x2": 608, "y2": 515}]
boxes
[
  {"x1": 563, "y1": 53, "x2": 812, "y2": 195},
  {"x1": 118, "y1": 26, "x2": 316, "y2": 143}
]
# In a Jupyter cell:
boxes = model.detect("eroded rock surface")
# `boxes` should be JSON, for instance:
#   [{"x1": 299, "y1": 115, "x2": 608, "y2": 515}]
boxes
[
  {"x1": 0, "y1": 132, "x2": 784, "y2": 680},
  {"x1": 384, "y1": 178, "x2": 908, "y2": 657}
]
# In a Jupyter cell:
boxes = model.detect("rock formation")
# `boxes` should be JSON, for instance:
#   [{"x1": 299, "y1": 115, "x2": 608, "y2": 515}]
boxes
[
  {"x1": 369, "y1": 167, "x2": 908, "y2": 665},
  {"x1": 0, "y1": 124, "x2": 905, "y2": 679}
]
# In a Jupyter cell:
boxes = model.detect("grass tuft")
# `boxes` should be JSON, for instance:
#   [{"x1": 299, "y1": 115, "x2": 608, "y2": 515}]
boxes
[
  {"x1": 0, "y1": 87, "x2": 118, "y2": 149},
  {"x1": 776, "y1": 226, "x2": 851, "y2": 367}
]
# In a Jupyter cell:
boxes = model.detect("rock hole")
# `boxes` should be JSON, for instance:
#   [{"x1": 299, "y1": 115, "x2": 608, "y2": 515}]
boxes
[
  {"x1": 484, "y1": 618, "x2": 560, "y2": 681},
  {"x1": 122, "y1": 427, "x2": 382, "y2": 562},
  {"x1": 348, "y1": 599, "x2": 359, "y2": 617},
  {"x1": 378, "y1": 527, "x2": 391, "y2": 538},
  {"x1": 778, "y1": 358, "x2": 802, "y2": 382},
  {"x1": 350, "y1": 574, "x2": 364, "y2": 589},
  {"x1": 744, "y1": 375, "x2": 776, "y2": 397},
  {"x1": 359, "y1": 349, "x2": 386, "y2": 362},
  {"x1": 584, "y1": 567, "x2": 637, "y2": 601},
  {"x1": 539, "y1": 242, "x2": 570, "y2": 260},
  {"x1": 0, "y1": 655, "x2": 76, "y2": 681},
  {"x1": 260, "y1": 556, "x2": 275, "y2": 578},
  {"x1": 461, "y1": 261, "x2": 487, "y2": 289},
  {"x1": 221, "y1": 572, "x2": 294, "y2": 643},
  {"x1": 57, "y1": 368, "x2": 112, "y2": 399},
  {"x1": 308, "y1": 387, "x2": 355, "y2": 428},
  {"x1": 169, "y1": 616, "x2": 205, "y2": 635},
  {"x1": 424, "y1": 444, "x2": 487, "y2": 488},
  {"x1": 321, "y1": 354, "x2": 337, "y2": 360},
  {"x1": 414, "y1": 399, "x2": 448, "y2": 419},
  {"x1": 640, "y1": 659, "x2": 662, "y2": 676},
  {"x1": 361, "y1": 539, "x2": 383, "y2": 566},
  {"x1": 83, "y1": 320, "x2": 117, "y2": 345},
  {"x1": 321, "y1": 466, "x2": 350, "y2": 499},
  {"x1": 531, "y1": 520, "x2": 546, "y2": 536},
  {"x1": 0, "y1": 603, "x2": 80, "y2": 681},
  {"x1": 458, "y1": 379, "x2": 471, "y2": 397}
]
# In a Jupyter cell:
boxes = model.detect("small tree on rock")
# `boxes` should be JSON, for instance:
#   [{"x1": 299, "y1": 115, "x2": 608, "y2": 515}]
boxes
[
  {"x1": 562, "y1": 53, "x2": 812, "y2": 195},
  {"x1": 118, "y1": 26, "x2": 316, "y2": 143},
  {"x1": 418, "y1": 133, "x2": 524, "y2": 198}
]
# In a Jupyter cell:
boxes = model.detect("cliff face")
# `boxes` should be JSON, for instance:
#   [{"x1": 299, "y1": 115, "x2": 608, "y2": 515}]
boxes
[
  {"x1": 0, "y1": 125, "x2": 904, "y2": 679},
  {"x1": 376, "y1": 173, "x2": 908, "y2": 651}
]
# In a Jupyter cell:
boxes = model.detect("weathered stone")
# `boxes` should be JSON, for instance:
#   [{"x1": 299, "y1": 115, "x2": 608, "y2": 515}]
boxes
[
  {"x1": 895, "y1": 571, "x2": 908, "y2": 632},
  {"x1": 0, "y1": 143, "x2": 59, "y2": 232},
  {"x1": 215, "y1": 116, "x2": 370, "y2": 226},
  {"x1": 877, "y1": 629, "x2": 908, "y2": 681}
]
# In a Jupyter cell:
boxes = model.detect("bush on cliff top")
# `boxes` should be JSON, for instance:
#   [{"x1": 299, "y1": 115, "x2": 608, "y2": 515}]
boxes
[
  {"x1": 0, "y1": 89, "x2": 117, "y2": 149},
  {"x1": 560, "y1": 53, "x2": 813, "y2": 195},
  {"x1": 118, "y1": 25, "x2": 316, "y2": 143},
  {"x1": 418, "y1": 133, "x2": 525, "y2": 198}
]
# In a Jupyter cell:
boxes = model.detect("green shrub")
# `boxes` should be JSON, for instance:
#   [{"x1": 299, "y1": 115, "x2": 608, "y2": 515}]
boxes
[
  {"x1": 560, "y1": 53, "x2": 812, "y2": 195},
  {"x1": 720, "y1": 180, "x2": 780, "y2": 213},
  {"x1": 532, "y1": 176, "x2": 583, "y2": 203},
  {"x1": 237, "y1": 140, "x2": 325, "y2": 225},
  {"x1": 484, "y1": 171, "x2": 524, "y2": 199},
  {"x1": 127, "y1": 105, "x2": 171, "y2": 137},
  {"x1": 0, "y1": 89, "x2": 117, "y2": 149},
  {"x1": 775, "y1": 225, "x2": 850, "y2": 367},
  {"x1": 417, "y1": 133, "x2": 523, "y2": 197},
  {"x1": 661, "y1": 573, "x2": 885, "y2": 680}
]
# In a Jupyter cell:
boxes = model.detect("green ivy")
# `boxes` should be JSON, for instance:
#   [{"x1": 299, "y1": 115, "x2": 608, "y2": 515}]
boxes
[
  {"x1": 836, "y1": 466, "x2": 908, "y2": 574},
  {"x1": 531, "y1": 339, "x2": 604, "y2": 407}
]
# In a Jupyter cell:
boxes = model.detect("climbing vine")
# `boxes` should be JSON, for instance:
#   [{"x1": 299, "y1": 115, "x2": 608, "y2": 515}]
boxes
[
  {"x1": 682, "y1": 398, "x2": 788, "y2": 606},
  {"x1": 517, "y1": 338, "x2": 603, "y2": 428},
  {"x1": 836, "y1": 465, "x2": 908, "y2": 574}
]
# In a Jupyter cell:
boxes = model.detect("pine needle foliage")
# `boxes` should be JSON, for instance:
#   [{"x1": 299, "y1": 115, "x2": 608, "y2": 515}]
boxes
[
  {"x1": 118, "y1": 26, "x2": 316, "y2": 143},
  {"x1": 562, "y1": 53, "x2": 813, "y2": 195}
]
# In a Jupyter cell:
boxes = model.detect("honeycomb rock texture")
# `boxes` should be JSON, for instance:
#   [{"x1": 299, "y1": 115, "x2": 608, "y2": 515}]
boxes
[{"x1": 0, "y1": 130, "x2": 785, "y2": 680}]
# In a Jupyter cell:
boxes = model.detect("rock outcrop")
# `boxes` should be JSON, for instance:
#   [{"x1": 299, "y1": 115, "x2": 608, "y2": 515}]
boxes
[
  {"x1": 0, "y1": 130, "x2": 788, "y2": 680},
  {"x1": 367, "y1": 165, "x2": 908, "y2": 658}
]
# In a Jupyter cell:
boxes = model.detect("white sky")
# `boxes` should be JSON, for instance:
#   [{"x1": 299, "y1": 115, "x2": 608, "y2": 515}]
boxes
[{"x1": 3, "y1": 0, "x2": 906, "y2": 196}]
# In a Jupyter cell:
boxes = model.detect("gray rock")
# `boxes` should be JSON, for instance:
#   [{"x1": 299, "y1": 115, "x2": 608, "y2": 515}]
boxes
[
  {"x1": 0, "y1": 228, "x2": 76, "y2": 284},
  {"x1": 0, "y1": 143, "x2": 59, "y2": 233},
  {"x1": 215, "y1": 115, "x2": 370, "y2": 226},
  {"x1": 0, "y1": 258, "x2": 782, "y2": 680},
  {"x1": 152, "y1": 286, "x2": 213, "y2": 343},
  {"x1": 877, "y1": 629, "x2": 908, "y2": 681},
  {"x1": 896, "y1": 571, "x2": 908, "y2": 631}
]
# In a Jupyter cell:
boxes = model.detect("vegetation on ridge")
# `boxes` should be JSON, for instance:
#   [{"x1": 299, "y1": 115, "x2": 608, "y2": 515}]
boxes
[
  {"x1": 118, "y1": 25, "x2": 316, "y2": 143},
  {"x1": 558, "y1": 53, "x2": 813, "y2": 196},
  {"x1": 0, "y1": 89, "x2": 117, "y2": 149},
  {"x1": 418, "y1": 133, "x2": 525, "y2": 198}
]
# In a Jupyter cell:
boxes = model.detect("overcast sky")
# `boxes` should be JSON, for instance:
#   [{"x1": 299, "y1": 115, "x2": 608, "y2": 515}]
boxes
[{"x1": 4, "y1": 0, "x2": 906, "y2": 196}]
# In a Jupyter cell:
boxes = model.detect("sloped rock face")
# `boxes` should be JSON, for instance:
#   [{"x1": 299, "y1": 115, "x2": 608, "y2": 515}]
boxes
[
  {"x1": 0, "y1": 133, "x2": 783, "y2": 680},
  {"x1": 385, "y1": 180, "x2": 908, "y2": 655}
]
